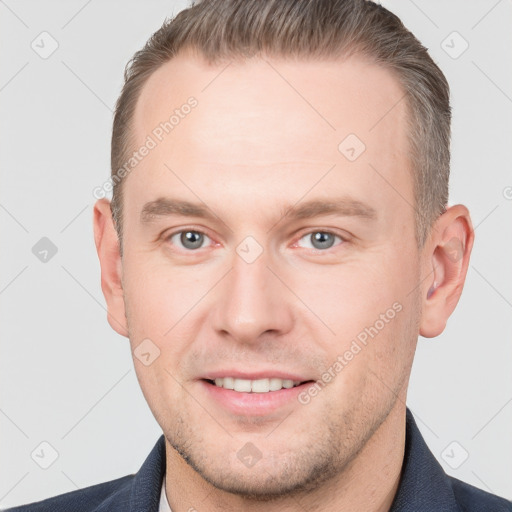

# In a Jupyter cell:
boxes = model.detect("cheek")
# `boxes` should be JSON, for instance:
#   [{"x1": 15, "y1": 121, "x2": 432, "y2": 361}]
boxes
[
  {"x1": 293, "y1": 256, "x2": 413, "y2": 335},
  {"x1": 342, "y1": 260, "x2": 420, "y2": 383},
  {"x1": 122, "y1": 257, "x2": 204, "y2": 336},
  {"x1": 122, "y1": 263, "x2": 197, "y2": 420},
  {"x1": 122, "y1": 257, "x2": 214, "y2": 386},
  {"x1": 291, "y1": 250, "x2": 420, "y2": 379}
]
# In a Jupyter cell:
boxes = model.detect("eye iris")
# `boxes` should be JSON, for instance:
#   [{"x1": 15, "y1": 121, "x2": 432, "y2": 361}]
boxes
[
  {"x1": 311, "y1": 232, "x2": 335, "y2": 249},
  {"x1": 181, "y1": 231, "x2": 203, "y2": 249}
]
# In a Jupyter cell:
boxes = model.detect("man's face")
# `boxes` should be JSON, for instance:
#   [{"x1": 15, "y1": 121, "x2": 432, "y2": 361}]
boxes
[{"x1": 118, "y1": 52, "x2": 422, "y2": 496}]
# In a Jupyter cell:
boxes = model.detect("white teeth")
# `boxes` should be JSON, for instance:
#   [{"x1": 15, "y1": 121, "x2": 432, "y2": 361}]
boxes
[
  {"x1": 211, "y1": 377, "x2": 302, "y2": 393},
  {"x1": 251, "y1": 378, "x2": 270, "y2": 393},
  {"x1": 269, "y1": 378, "x2": 283, "y2": 391},
  {"x1": 233, "y1": 378, "x2": 252, "y2": 392},
  {"x1": 223, "y1": 377, "x2": 235, "y2": 389}
]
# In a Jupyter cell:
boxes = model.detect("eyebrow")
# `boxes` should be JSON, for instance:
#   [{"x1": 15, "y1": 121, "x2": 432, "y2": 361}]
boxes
[
  {"x1": 282, "y1": 198, "x2": 377, "y2": 221},
  {"x1": 140, "y1": 198, "x2": 216, "y2": 223},
  {"x1": 140, "y1": 197, "x2": 377, "y2": 224}
]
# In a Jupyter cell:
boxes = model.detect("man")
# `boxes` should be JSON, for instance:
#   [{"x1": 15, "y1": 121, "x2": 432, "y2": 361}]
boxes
[{"x1": 6, "y1": 0, "x2": 511, "y2": 510}]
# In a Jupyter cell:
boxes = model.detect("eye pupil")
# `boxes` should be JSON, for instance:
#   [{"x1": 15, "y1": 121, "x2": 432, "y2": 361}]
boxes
[
  {"x1": 181, "y1": 231, "x2": 204, "y2": 249},
  {"x1": 311, "y1": 232, "x2": 335, "y2": 249}
]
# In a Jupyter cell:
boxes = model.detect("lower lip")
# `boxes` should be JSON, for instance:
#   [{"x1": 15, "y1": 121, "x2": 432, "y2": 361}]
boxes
[{"x1": 200, "y1": 379, "x2": 314, "y2": 416}]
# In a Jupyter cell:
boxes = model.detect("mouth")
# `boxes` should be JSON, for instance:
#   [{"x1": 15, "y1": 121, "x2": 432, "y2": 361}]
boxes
[
  {"x1": 202, "y1": 377, "x2": 314, "y2": 393},
  {"x1": 199, "y1": 376, "x2": 317, "y2": 416}
]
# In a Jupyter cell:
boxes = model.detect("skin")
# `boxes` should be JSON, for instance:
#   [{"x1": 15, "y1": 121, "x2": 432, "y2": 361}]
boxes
[{"x1": 93, "y1": 50, "x2": 474, "y2": 512}]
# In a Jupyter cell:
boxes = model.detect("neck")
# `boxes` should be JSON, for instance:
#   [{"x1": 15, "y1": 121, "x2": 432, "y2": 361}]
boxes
[{"x1": 164, "y1": 402, "x2": 406, "y2": 512}]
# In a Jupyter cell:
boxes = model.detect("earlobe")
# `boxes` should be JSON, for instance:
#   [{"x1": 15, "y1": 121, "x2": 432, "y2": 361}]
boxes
[
  {"x1": 419, "y1": 205, "x2": 474, "y2": 338},
  {"x1": 93, "y1": 198, "x2": 129, "y2": 338}
]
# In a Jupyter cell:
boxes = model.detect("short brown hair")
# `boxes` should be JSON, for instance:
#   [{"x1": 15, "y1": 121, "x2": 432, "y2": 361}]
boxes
[{"x1": 110, "y1": 0, "x2": 451, "y2": 254}]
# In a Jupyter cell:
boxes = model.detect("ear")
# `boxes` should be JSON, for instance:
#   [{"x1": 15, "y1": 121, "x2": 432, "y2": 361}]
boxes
[
  {"x1": 93, "y1": 198, "x2": 129, "y2": 338},
  {"x1": 419, "y1": 204, "x2": 474, "y2": 338}
]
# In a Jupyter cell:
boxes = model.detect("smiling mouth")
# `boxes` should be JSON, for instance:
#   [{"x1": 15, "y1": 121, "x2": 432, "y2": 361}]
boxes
[{"x1": 203, "y1": 377, "x2": 315, "y2": 393}]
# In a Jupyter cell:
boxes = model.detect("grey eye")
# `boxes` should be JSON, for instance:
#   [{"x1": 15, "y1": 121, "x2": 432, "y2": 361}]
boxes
[
  {"x1": 297, "y1": 231, "x2": 342, "y2": 250},
  {"x1": 170, "y1": 230, "x2": 208, "y2": 250}
]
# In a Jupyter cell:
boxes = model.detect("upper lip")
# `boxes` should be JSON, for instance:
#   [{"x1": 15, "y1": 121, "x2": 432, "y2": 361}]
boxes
[{"x1": 201, "y1": 370, "x2": 313, "y2": 382}]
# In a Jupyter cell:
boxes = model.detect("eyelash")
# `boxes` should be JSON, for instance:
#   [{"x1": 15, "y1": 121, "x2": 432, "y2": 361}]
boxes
[{"x1": 163, "y1": 227, "x2": 346, "y2": 253}]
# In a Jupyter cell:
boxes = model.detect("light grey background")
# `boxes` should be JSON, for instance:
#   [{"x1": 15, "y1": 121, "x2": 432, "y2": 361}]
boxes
[{"x1": 1, "y1": 0, "x2": 511, "y2": 507}]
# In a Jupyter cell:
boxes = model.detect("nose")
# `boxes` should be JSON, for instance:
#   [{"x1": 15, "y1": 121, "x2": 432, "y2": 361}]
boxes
[{"x1": 212, "y1": 247, "x2": 294, "y2": 345}]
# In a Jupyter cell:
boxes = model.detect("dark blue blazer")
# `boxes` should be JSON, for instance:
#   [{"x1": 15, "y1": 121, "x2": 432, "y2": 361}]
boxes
[{"x1": 4, "y1": 408, "x2": 511, "y2": 511}]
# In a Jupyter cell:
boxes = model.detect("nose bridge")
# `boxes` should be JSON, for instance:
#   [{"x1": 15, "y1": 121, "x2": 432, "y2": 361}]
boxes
[{"x1": 213, "y1": 243, "x2": 293, "y2": 342}]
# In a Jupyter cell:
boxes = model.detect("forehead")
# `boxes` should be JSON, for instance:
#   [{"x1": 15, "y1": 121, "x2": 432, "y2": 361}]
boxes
[
  {"x1": 135, "y1": 51, "x2": 409, "y2": 158},
  {"x1": 126, "y1": 51, "x2": 413, "y2": 230}
]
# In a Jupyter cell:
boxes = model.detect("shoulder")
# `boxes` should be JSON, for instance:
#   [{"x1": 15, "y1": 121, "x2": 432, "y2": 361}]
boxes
[
  {"x1": 449, "y1": 475, "x2": 512, "y2": 512},
  {"x1": 3, "y1": 434, "x2": 166, "y2": 512},
  {"x1": 2, "y1": 474, "x2": 134, "y2": 512}
]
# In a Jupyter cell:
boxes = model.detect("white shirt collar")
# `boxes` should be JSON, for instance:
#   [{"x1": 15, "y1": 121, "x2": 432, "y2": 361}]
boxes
[{"x1": 159, "y1": 476, "x2": 172, "y2": 512}]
